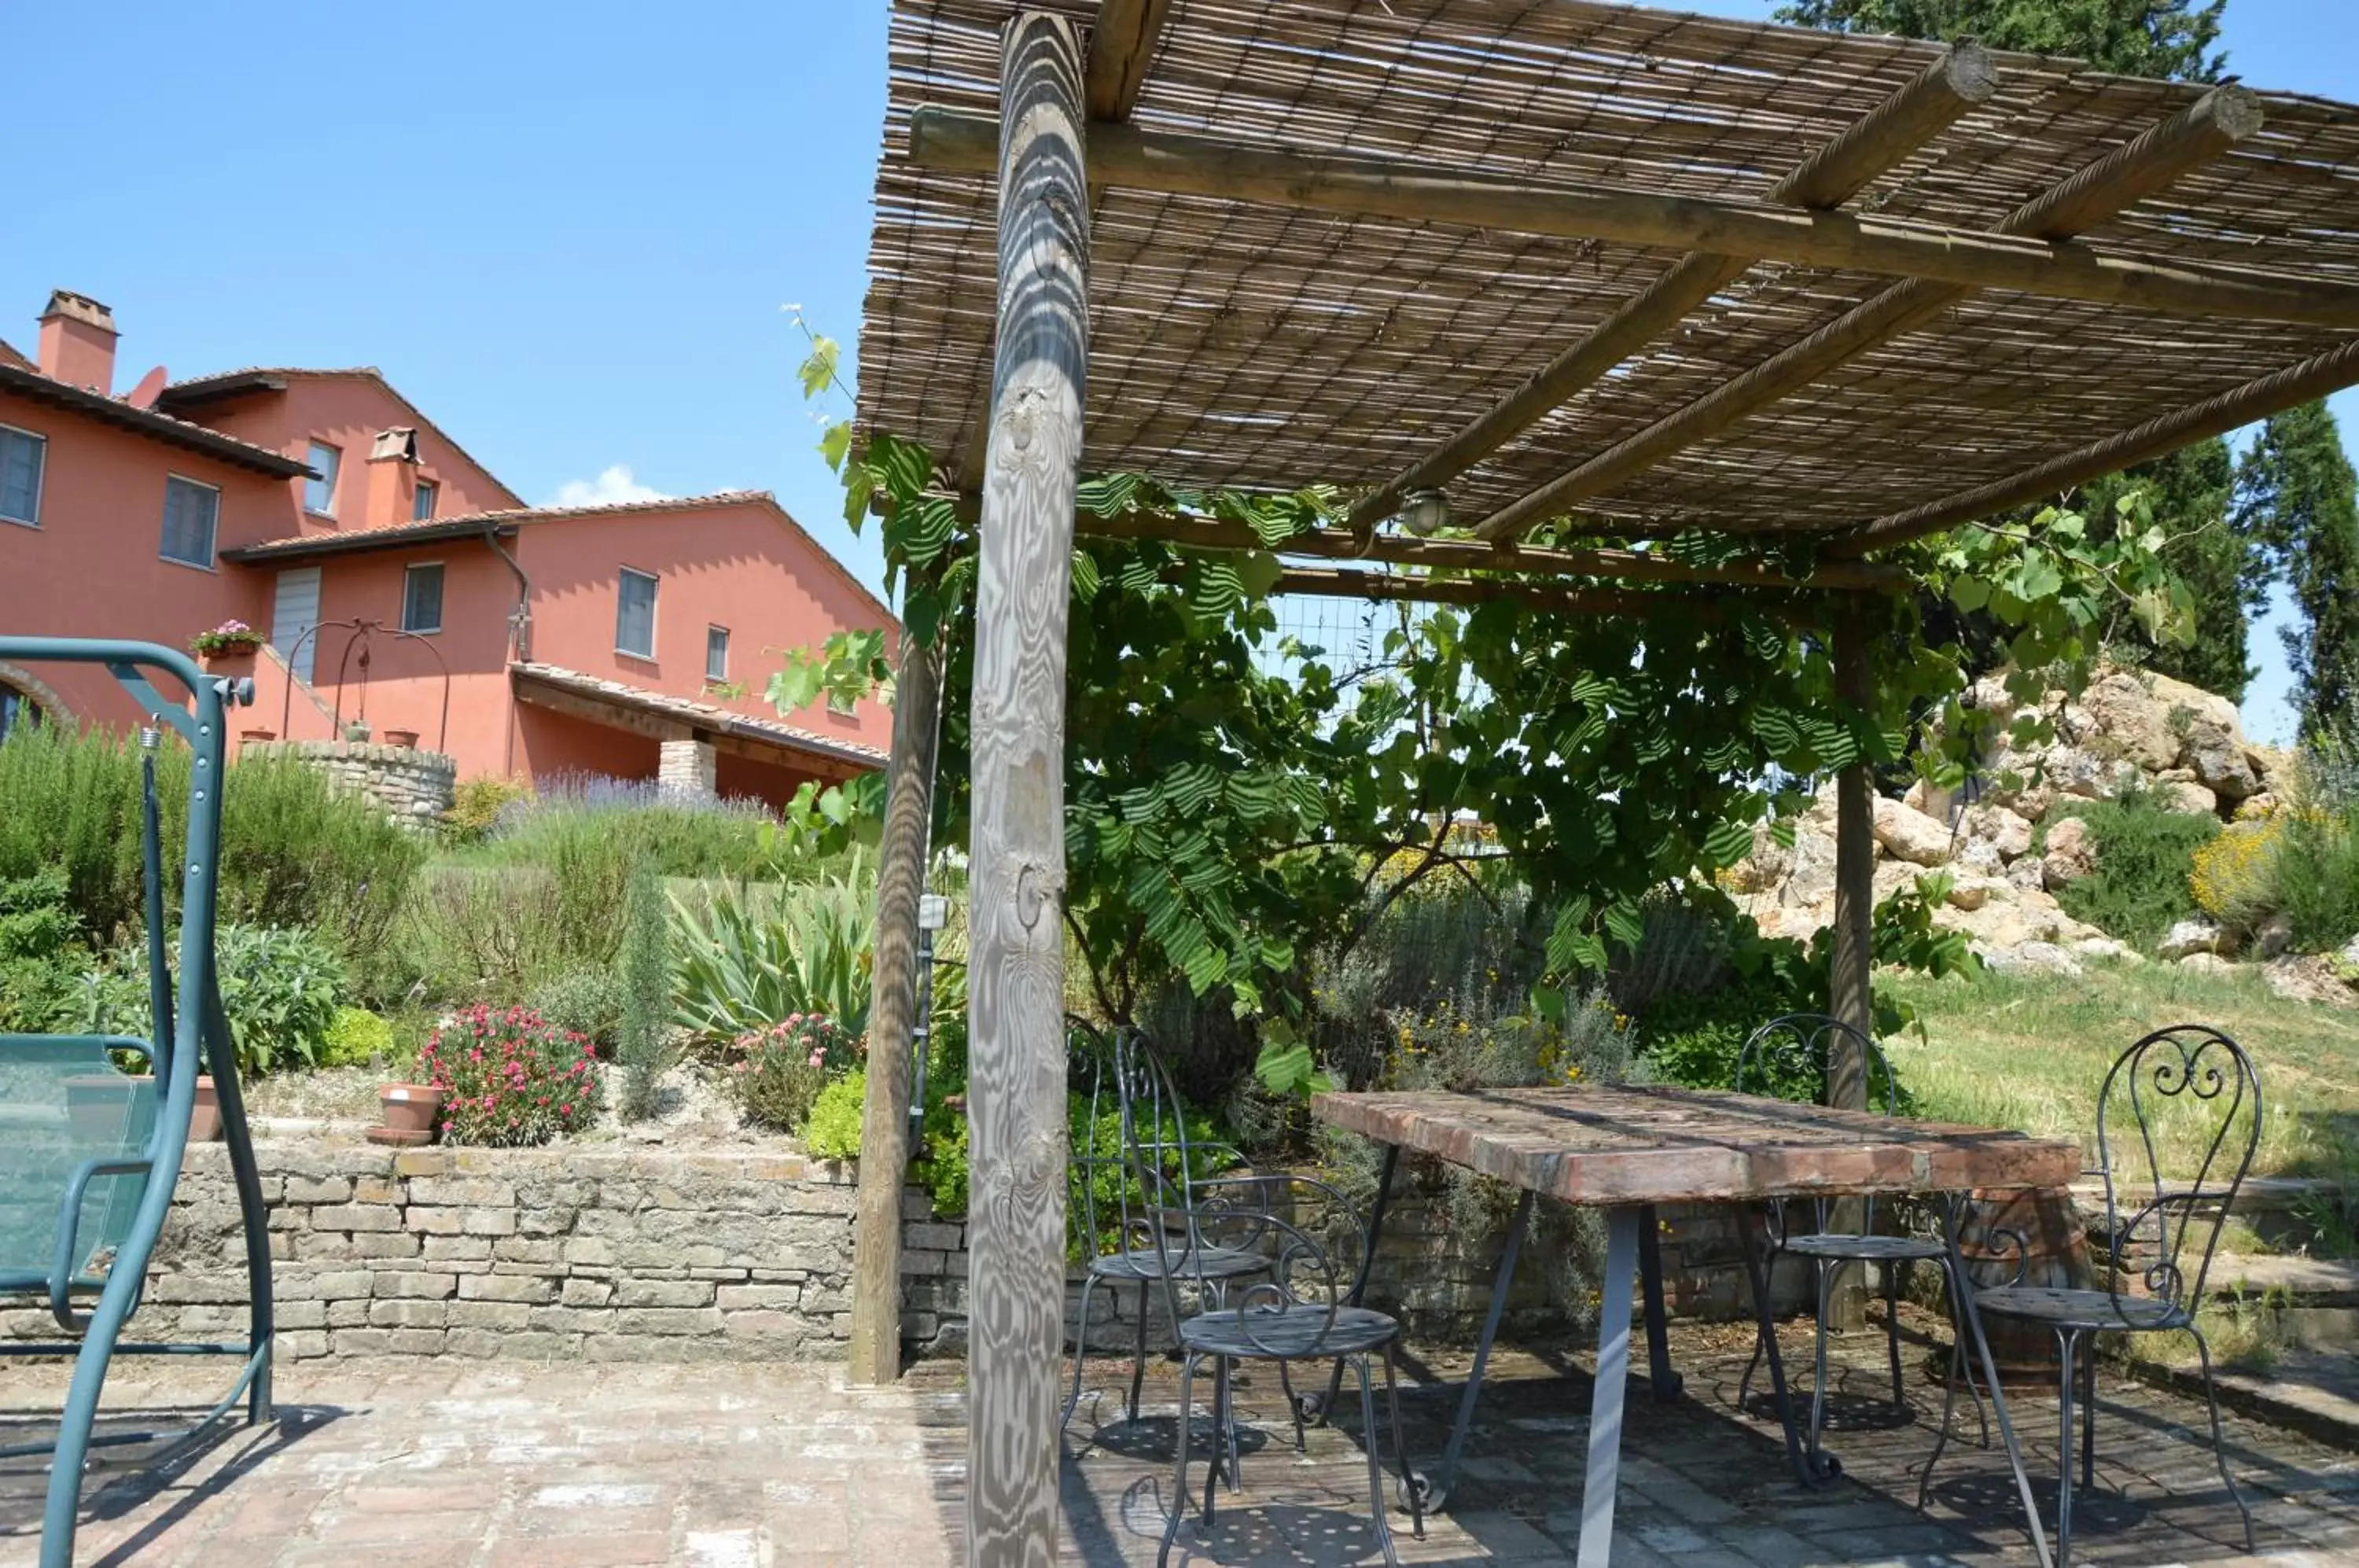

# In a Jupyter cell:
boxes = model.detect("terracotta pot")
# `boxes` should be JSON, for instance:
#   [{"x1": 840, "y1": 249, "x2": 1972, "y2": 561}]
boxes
[
  {"x1": 190, "y1": 1076, "x2": 223, "y2": 1143},
  {"x1": 199, "y1": 647, "x2": 259, "y2": 679},
  {"x1": 379, "y1": 1083, "x2": 445, "y2": 1138},
  {"x1": 240, "y1": 728, "x2": 278, "y2": 745},
  {"x1": 64, "y1": 1073, "x2": 142, "y2": 1141},
  {"x1": 384, "y1": 728, "x2": 419, "y2": 749}
]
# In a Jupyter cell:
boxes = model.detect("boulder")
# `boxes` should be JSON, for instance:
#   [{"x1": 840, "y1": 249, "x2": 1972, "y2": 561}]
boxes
[
  {"x1": 2147, "y1": 670, "x2": 2243, "y2": 747},
  {"x1": 2158, "y1": 916, "x2": 2227, "y2": 961},
  {"x1": 2156, "y1": 779, "x2": 2221, "y2": 816},
  {"x1": 1724, "y1": 824, "x2": 1790, "y2": 894},
  {"x1": 1779, "y1": 826, "x2": 1838, "y2": 910},
  {"x1": 1901, "y1": 777, "x2": 1953, "y2": 819},
  {"x1": 2247, "y1": 743, "x2": 2297, "y2": 793},
  {"x1": 1872, "y1": 859, "x2": 1921, "y2": 904},
  {"x1": 2257, "y1": 915, "x2": 2295, "y2": 962},
  {"x1": 2177, "y1": 951, "x2": 2236, "y2": 976},
  {"x1": 2037, "y1": 742, "x2": 2140, "y2": 802},
  {"x1": 1960, "y1": 803, "x2": 2036, "y2": 861},
  {"x1": 1976, "y1": 940, "x2": 2085, "y2": 978},
  {"x1": 2074, "y1": 936, "x2": 2143, "y2": 965},
  {"x1": 1873, "y1": 797, "x2": 1956, "y2": 867},
  {"x1": 1954, "y1": 835, "x2": 2009, "y2": 875},
  {"x1": 2042, "y1": 816, "x2": 2096, "y2": 886},
  {"x1": 2265, "y1": 955, "x2": 2359, "y2": 1009},
  {"x1": 2236, "y1": 793, "x2": 2280, "y2": 823},
  {"x1": 2078, "y1": 670, "x2": 2181, "y2": 771},
  {"x1": 2185, "y1": 718, "x2": 2259, "y2": 801},
  {"x1": 2344, "y1": 933, "x2": 2359, "y2": 973},
  {"x1": 1944, "y1": 875, "x2": 2009, "y2": 912},
  {"x1": 2006, "y1": 856, "x2": 2050, "y2": 893}
]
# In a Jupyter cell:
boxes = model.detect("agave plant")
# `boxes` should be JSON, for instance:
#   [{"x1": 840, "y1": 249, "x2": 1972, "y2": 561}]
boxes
[{"x1": 669, "y1": 852, "x2": 875, "y2": 1043}]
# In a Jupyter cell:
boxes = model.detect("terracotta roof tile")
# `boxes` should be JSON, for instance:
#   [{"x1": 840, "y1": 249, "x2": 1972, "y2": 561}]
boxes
[
  {"x1": 219, "y1": 490, "x2": 781, "y2": 561},
  {"x1": 510, "y1": 661, "x2": 888, "y2": 768},
  {"x1": 0, "y1": 362, "x2": 315, "y2": 477}
]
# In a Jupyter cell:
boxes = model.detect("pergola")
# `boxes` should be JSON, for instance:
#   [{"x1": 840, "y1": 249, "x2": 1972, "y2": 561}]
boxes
[{"x1": 842, "y1": 2, "x2": 2359, "y2": 1559}]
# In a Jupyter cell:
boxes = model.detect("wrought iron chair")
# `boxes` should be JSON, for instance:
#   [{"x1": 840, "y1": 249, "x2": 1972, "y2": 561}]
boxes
[
  {"x1": 1735, "y1": 1014, "x2": 1989, "y2": 1471},
  {"x1": 1062, "y1": 1017, "x2": 1264, "y2": 1432},
  {"x1": 1133, "y1": 1150, "x2": 1425, "y2": 1568},
  {"x1": 1924, "y1": 1023, "x2": 2258, "y2": 1564}
]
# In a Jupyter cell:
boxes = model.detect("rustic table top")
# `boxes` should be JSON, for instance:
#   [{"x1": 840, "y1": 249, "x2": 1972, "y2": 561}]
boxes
[{"x1": 1311, "y1": 1084, "x2": 2079, "y2": 1206}]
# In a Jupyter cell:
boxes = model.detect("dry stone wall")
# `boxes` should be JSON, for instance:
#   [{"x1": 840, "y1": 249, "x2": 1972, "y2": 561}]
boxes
[{"x1": 239, "y1": 740, "x2": 457, "y2": 830}]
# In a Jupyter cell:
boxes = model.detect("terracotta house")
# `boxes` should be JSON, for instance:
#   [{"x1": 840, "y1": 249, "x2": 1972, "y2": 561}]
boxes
[{"x1": 0, "y1": 291, "x2": 892, "y2": 805}]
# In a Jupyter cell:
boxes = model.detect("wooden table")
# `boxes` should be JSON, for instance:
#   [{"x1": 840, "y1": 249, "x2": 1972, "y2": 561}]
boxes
[{"x1": 1312, "y1": 1084, "x2": 2080, "y2": 1568}]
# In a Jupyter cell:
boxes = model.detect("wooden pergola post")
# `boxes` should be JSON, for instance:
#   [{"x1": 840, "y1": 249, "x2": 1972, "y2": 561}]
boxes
[
  {"x1": 1826, "y1": 605, "x2": 1876, "y2": 1331},
  {"x1": 966, "y1": 12, "x2": 1088, "y2": 1563},
  {"x1": 847, "y1": 625, "x2": 945, "y2": 1386}
]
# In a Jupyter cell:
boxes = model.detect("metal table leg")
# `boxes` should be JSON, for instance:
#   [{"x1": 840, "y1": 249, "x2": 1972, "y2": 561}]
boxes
[
  {"x1": 1576, "y1": 1206, "x2": 1641, "y2": 1568},
  {"x1": 1734, "y1": 1201, "x2": 1835, "y2": 1488},
  {"x1": 1637, "y1": 1203, "x2": 1683, "y2": 1401},
  {"x1": 1938, "y1": 1191, "x2": 2055, "y2": 1568},
  {"x1": 1424, "y1": 1187, "x2": 1533, "y2": 1511},
  {"x1": 1320, "y1": 1145, "x2": 1401, "y2": 1424}
]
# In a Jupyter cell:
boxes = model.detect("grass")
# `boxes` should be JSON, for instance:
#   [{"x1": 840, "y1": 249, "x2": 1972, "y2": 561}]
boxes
[{"x1": 1885, "y1": 960, "x2": 2359, "y2": 1180}]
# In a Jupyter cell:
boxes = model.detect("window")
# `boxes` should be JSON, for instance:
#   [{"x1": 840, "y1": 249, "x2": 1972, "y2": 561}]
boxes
[
  {"x1": 412, "y1": 479, "x2": 438, "y2": 521},
  {"x1": 705, "y1": 625, "x2": 730, "y2": 682},
  {"x1": 0, "y1": 424, "x2": 45, "y2": 526},
  {"x1": 401, "y1": 562, "x2": 446, "y2": 634},
  {"x1": 0, "y1": 683, "x2": 39, "y2": 743},
  {"x1": 304, "y1": 441, "x2": 340, "y2": 515},
  {"x1": 159, "y1": 477, "x2": 220, "y2": 567},
  {"x1": 616, "y1": 568, "x2": 657, "y2": 658}
]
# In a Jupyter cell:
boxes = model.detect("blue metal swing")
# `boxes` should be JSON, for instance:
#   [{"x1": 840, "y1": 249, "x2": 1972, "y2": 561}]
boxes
[{"x1": 0, "y1": 639, "x2": 276, "y2": 1567}]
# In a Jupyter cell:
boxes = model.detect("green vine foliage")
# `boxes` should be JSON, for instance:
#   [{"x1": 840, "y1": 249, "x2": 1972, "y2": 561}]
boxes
[{"x1": 794, "y1": 331, "x2": 2191, "y2": 1095}]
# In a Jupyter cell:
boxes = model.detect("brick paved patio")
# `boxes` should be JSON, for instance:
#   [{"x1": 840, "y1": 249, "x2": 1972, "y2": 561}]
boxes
[{"x1": 6, "y1": 1318, "x2": 2357, "y2": 1565}]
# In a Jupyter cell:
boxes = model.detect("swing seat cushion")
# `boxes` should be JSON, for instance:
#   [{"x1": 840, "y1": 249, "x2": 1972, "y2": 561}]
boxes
[{"x1": 0, "y1": 1036, "x2": 159, "y2": 1296}]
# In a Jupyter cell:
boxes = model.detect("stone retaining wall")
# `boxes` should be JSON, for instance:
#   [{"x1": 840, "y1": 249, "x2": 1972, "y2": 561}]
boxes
[
  {"x1": 2, "y1": 1143, "x2": 1802, "y2": 1367},
  {"x1": 239, "y1": 739, "x2": 457, "y2": 830},
  {"x1": 0, "y1": 1141, "x2": 968, "y2": 1364}
]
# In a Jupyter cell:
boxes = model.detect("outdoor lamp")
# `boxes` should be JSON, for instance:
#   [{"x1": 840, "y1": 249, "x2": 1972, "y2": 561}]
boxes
[{"x1": 1399, "y1": 488, "x2": 1450, "y2": 537}]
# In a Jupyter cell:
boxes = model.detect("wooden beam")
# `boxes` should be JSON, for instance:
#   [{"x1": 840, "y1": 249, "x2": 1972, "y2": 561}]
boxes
[
  {"x1": 1825, "y1": 606, "x2": 1875, "y2": 1330},
  {"x1": 511, "y1": 677, "x2": 686, "y2": 742},
  {"x1": 1833, "y1": 334, "x2": 2359, "y2": 554},
  {"x1": 847, "y1": 629, "x2": 945, "y2": 1387},
  {"x1": 1078, "y1": 509, "x2": 1911, "y2": 591},
  {"x1": 1343, "y1": 45, "x2": 1998, "y2": 538},
  {"x1": 1474, "y1": 87, "x2": 2265, "y2": 541},
  {"x1": 906, "y1": 97, "x2": 2352, "y2": 327},
  {"x1": 1260, "y1": 565, "x2": 1830, "y2": 626},
  {"x1": 1084, "y1": 0, "x2": 1172, "y2": 122},
  {"x1": 966, "y1": 14, "x2": 1087, "y2": 1568}
]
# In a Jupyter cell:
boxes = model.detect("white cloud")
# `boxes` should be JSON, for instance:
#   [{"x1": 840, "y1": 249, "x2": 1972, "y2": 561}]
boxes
[{"x1": 549, "y1": 465, "x2": 670, "y2": 508}]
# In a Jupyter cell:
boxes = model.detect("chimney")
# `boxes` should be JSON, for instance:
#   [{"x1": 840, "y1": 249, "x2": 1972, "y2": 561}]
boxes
[
  {"x1": 363, "y1": 427, "x2": 421, "y2": 527},
  {"x1": 37, "y1": 290, "x2": 118, "y2": 393}
]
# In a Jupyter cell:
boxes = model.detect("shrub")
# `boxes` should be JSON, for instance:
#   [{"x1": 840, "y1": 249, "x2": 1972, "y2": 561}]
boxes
[
  {"x1": 732, "y1": 1014, "x2": 860, "y2": 1132},
  {"x1": 399, "y1": 865, "x2": 580, "y2": 1000},
  {"x1": 419, "y1": 1003, "x2": 601, "y2": 1147},
  {"x1": 2191, "y1": 817, "x2": 2285, "y2": 937},
  {"x1": 85, "y1": 922, "x2": 347, "y2": 1077},
  {"x1": 2273, "y1": 804, "x2": 2359, "y2": 952},
  {"x1": 804, "y1": 1066, "x2": 867, "y2": 1159},
  {"x1": 0, "y1": 724, "x2": 420, "y2": 988},
  {"x1": 524, "y1": 966, "x2": 627, "y2": 1054},
  {"x1": 0, "y1": 870, "x2": 90, "y2": 1033},
  {"x1": 444, "y1": 775, "x2": 533, "y2": 843},
  {"x1": 321, "y1": 1007, "x2": 396, "y2": 1069},
  {"x1": 2044, "y1": 785, "x2": 2219, "y2": 951},
  {"x1": 671, "y1": 858, "x2": 875, "y2": 1041},
  {"x1": 616, "y1": 865, "x2": 677, "y2": 1121},
  {"x1": 475, "y1": 778, "x2": 777, "y2": 879}
]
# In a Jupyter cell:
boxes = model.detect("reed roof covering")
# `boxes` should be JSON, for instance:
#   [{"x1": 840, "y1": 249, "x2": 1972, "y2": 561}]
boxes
[{"x1": 859, "y1": 0, "x2": 2359, "y2": 552}]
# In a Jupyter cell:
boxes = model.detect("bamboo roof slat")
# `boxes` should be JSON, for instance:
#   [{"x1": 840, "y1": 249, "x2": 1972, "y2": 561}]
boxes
[{"x1": 863, "y1": 0, "x2": 2359, "y2": 550}]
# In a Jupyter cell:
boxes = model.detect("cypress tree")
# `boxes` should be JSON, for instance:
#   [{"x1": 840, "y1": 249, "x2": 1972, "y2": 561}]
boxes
[{"x1": 2235, "y1": 401, "x2": 2359, "y2": 746}]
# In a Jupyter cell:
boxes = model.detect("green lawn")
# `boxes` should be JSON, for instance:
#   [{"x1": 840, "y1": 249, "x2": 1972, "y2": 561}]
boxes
[{"x1": 1885, "y1": 962, "x2": 2359, "y2": 1181}]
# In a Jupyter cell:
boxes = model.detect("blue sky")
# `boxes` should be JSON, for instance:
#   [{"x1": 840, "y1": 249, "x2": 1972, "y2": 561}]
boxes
[{"x1": 5, "y1": 0, "x2": 2350, "y2": 742}]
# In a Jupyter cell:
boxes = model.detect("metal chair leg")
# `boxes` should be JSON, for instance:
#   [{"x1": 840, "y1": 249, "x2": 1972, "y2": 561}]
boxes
[
  {"x1": 1062, "y1": 1272, "x2": 1102, "y2": 1431},
  {"x1": 2081, "y1": 1338, "x2": 2096, "y2": 1492},
  {"x1": 1738, "y1": 1234, "x2": 1782, "y2": 1417},
  {"x1": 1205, "y1": 1356, "x2": 1229, "y2": 1522},
  {"x1": 1277, "y1": 1359, "x2": 1308, "y2": 1452},
  {"x1": 1383, "y1": 1344, "x2": 1423, "y2": 1540},
  {"x1": 2188, "y1": 1325, "x2": 2255, "y2": 1549},
  {"x1": 1809, "y1": 1257, "x2": 1834, "y2": 1463},
  {"x1": 1159, "y1": 1353, "x2": 1198, "y2": 1568},
  {"x1": 1886, "y1": 1258, "x2": 1908, "y2": 1408},
  {"x1": 1129, "y1": 1279, "x2": 1151, "y2": 1422},
  {"x1": 1356, "y1": 1353, "x2": 1402, "y2": 1568},
  {"x1": 2056, "y1": 1330, "x2": 2078, "y2": 1568}
]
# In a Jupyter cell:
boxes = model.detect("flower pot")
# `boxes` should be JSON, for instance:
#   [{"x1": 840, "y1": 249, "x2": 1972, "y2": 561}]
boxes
[
  {"x1": 240, "y1": 728, "x2": 278, "y2": 745},
  {"x1": 200, "y1": 648, "x2": 259, "y2": 681},
  {"x1": 190, "y1": 1076, "x2": 223, "y2": 1142},
  {"x1": 384, "y1": 728, "x2": 419, "y2": 749},
  {"x1": 379, "y1": 1083, "x2": 445, "y2": 1138}
]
